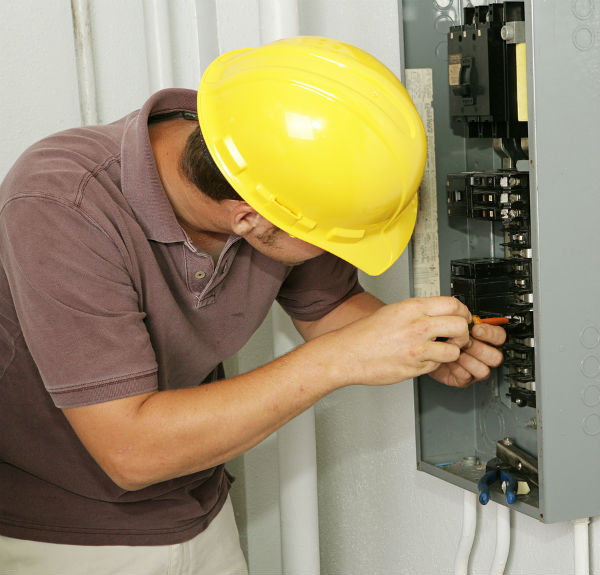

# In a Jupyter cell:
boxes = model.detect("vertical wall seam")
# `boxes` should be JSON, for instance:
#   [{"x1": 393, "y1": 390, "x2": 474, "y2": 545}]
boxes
[{"x1": 71, "y1": 0, "x2": 99, "y2": 126}]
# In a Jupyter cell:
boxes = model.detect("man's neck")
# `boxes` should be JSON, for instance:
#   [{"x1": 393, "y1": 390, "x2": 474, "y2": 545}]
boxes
[
  {"x1": 179, "y1": 222, "x2": 229, "y2": 263},
  {"x1": 148, "y1": 118, "x2": 231, "y2": 263}
]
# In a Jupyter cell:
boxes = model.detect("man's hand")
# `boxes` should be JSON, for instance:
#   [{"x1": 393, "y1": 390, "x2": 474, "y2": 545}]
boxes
[
  {"x1": 320, "y1": 296, "x2": 475, "y2": 387},
  {"x1": 429, "y1": 322, "x2": 506, "y2": 387},
  {"x1": 297, "y1": 293, "x2": 505, "y2": 389}
]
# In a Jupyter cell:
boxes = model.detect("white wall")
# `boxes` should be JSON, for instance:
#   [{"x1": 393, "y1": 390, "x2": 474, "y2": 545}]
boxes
[
  {"x1": 1, "y1": 2, "x2": 597, "y2": 574},
  {"x1": 1, "y1": 1, "x2": 80, "y2": 177}
]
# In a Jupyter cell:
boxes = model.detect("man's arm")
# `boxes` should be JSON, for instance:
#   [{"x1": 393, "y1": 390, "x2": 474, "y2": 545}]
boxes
[
  {"x1": 292, "y1": 291, "x2": 385, "y2": 340},
  {"x1": 64, "y1": 295, "x2": 476, "y2": 492}
]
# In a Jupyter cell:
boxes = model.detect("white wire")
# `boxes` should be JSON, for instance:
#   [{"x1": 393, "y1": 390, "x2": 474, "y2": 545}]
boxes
[
  {"x1": 574, "y1": 517, "x2": 590, "y2": 575},
  {"x1": 454, "y1": 490, "x2": 478, "y2": 575},
  {"x1": 490, "y1": 503, "x2": 511, "y2": 574}
]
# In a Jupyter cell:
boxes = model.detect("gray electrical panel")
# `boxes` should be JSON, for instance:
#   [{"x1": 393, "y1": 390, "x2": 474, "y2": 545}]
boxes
[{"x1": 405, "y1": 0, "x2": 600, "y2": 522}]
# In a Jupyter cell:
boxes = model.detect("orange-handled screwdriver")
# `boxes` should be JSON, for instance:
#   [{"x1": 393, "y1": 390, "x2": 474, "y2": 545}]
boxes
[
  {"x1": 472, "y1": 315, "x2": 510, "y2": 326},
  {"x1": 436, "y1": 315, "x2": 509, "y2": 343}
]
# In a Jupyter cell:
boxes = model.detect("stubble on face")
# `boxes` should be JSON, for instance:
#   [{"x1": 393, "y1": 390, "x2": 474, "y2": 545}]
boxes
[
  {"x1": 255, "y1": 226, "x2": 283, "y2": 249},
  {"x1": 253, "y1": 223, "x2": 325, "y2": 266}
]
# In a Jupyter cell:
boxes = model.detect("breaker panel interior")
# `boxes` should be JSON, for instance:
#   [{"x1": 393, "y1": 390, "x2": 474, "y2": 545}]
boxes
[{"x1": 406, "y1": 0, "x2": 600, "y2": 522}]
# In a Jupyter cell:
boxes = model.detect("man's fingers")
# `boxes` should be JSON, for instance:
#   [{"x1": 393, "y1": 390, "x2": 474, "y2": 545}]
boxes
[
  {"x1": 428, "y1": 315, "x2": 470, "y2": 348},
  {"x1": 446, "y1": 362, "x2": 475, "y2": 387},
  {"x1": 425, "y1": 340, "x2": 462, "y2": 364},
  {"x1": 416, "y1": 296, "x2": 471, "y2": 322},
  {"x1": 456, "y1": 349, "x2": 492, "y2": 382},
  {"x1": 430, "y1": 362, "x2": 474, "y2": 388},
  {"x1": 463, "y1": 338, "x2": 504, "y2": 369},
  {"x1": 470, "y1": 323, "x2": 507, "y2": 346}
]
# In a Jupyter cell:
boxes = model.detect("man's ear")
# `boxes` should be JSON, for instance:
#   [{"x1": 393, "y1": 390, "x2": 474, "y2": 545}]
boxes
[{"x1": 229, "y1": 201, "x2": 261, "y2": 236}]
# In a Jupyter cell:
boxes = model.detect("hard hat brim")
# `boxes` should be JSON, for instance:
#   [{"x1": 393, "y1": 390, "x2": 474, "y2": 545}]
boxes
[{"x1": 314, "y1": 191, "x2": 419, "y2": 276}]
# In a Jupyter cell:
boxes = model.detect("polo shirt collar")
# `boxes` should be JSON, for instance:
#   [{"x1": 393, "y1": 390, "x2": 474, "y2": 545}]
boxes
[{"x1": 120, "y1": 88, "x2": 198, "y2": 244}]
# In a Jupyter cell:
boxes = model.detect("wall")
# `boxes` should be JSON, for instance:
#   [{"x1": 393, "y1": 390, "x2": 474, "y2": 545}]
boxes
[{"x1": 1, "y1": 1, "x2": 597, "y2": 574}]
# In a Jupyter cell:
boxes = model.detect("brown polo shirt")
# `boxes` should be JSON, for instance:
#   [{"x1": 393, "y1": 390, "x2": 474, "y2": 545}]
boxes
[{"x1": 0, "y1": 89, "x2": 362, "y2": 545}]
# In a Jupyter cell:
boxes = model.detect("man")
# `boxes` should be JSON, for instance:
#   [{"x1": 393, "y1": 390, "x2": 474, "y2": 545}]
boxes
[{"x1": 0, "y1": 37, "x2": 505, "y2": 574}]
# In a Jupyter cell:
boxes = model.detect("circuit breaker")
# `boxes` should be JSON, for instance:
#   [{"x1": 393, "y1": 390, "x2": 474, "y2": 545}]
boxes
[{"x1": 406, "y1": 0, "x2": 600, "y2": 522}]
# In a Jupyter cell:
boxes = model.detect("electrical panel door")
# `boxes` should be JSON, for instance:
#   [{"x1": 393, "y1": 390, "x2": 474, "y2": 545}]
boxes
[{"x1": 406, "y1": 0, "x2": 600, "y2": 522}]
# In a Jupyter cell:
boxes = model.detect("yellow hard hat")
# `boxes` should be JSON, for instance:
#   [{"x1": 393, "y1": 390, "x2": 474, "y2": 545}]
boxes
[{"x1": 197, "y1": 36, "x2": 426, "y2": 275}]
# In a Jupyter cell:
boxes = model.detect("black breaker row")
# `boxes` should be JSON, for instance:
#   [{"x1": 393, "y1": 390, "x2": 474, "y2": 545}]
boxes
[{"x1": 448, "y1": 170, "x2": 535, "y2": 408}]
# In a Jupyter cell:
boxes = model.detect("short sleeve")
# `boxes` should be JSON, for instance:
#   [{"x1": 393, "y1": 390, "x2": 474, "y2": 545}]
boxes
[
  {"x1": 276, "y1": 252, "x2": 363, "y2": 322},
  {"x1": 0, "y1": 195, "x2": 158, "y2": 408}
]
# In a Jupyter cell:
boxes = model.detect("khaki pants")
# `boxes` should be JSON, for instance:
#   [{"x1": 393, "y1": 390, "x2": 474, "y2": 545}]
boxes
[{"x1": 0, "y1": 496, "x2": 248, "y2": 575}]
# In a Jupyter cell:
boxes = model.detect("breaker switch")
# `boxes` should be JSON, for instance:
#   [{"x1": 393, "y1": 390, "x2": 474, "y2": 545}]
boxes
[
  {"x1": 448, "y1": 170, "x2": 529, "y2": 222},
  {"x1": 448, "y1": 2, "x2": 527, "y2": 138}
]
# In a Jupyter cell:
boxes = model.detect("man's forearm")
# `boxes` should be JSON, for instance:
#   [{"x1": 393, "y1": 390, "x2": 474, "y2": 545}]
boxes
[
  {"x1": 293, "y1": 291, "x2": 385, "y2": 341},
  {"x1": 64, "y1": 332, "x2": 348, "y2": 491},
  {"x1": 81, "y1": 292, "x2": 386, "y2": 491}
]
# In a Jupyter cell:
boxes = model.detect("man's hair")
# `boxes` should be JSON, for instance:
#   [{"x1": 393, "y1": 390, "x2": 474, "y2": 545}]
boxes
[{"x1": 179, "y1": 125, "x2": 242, "y2": 202}]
